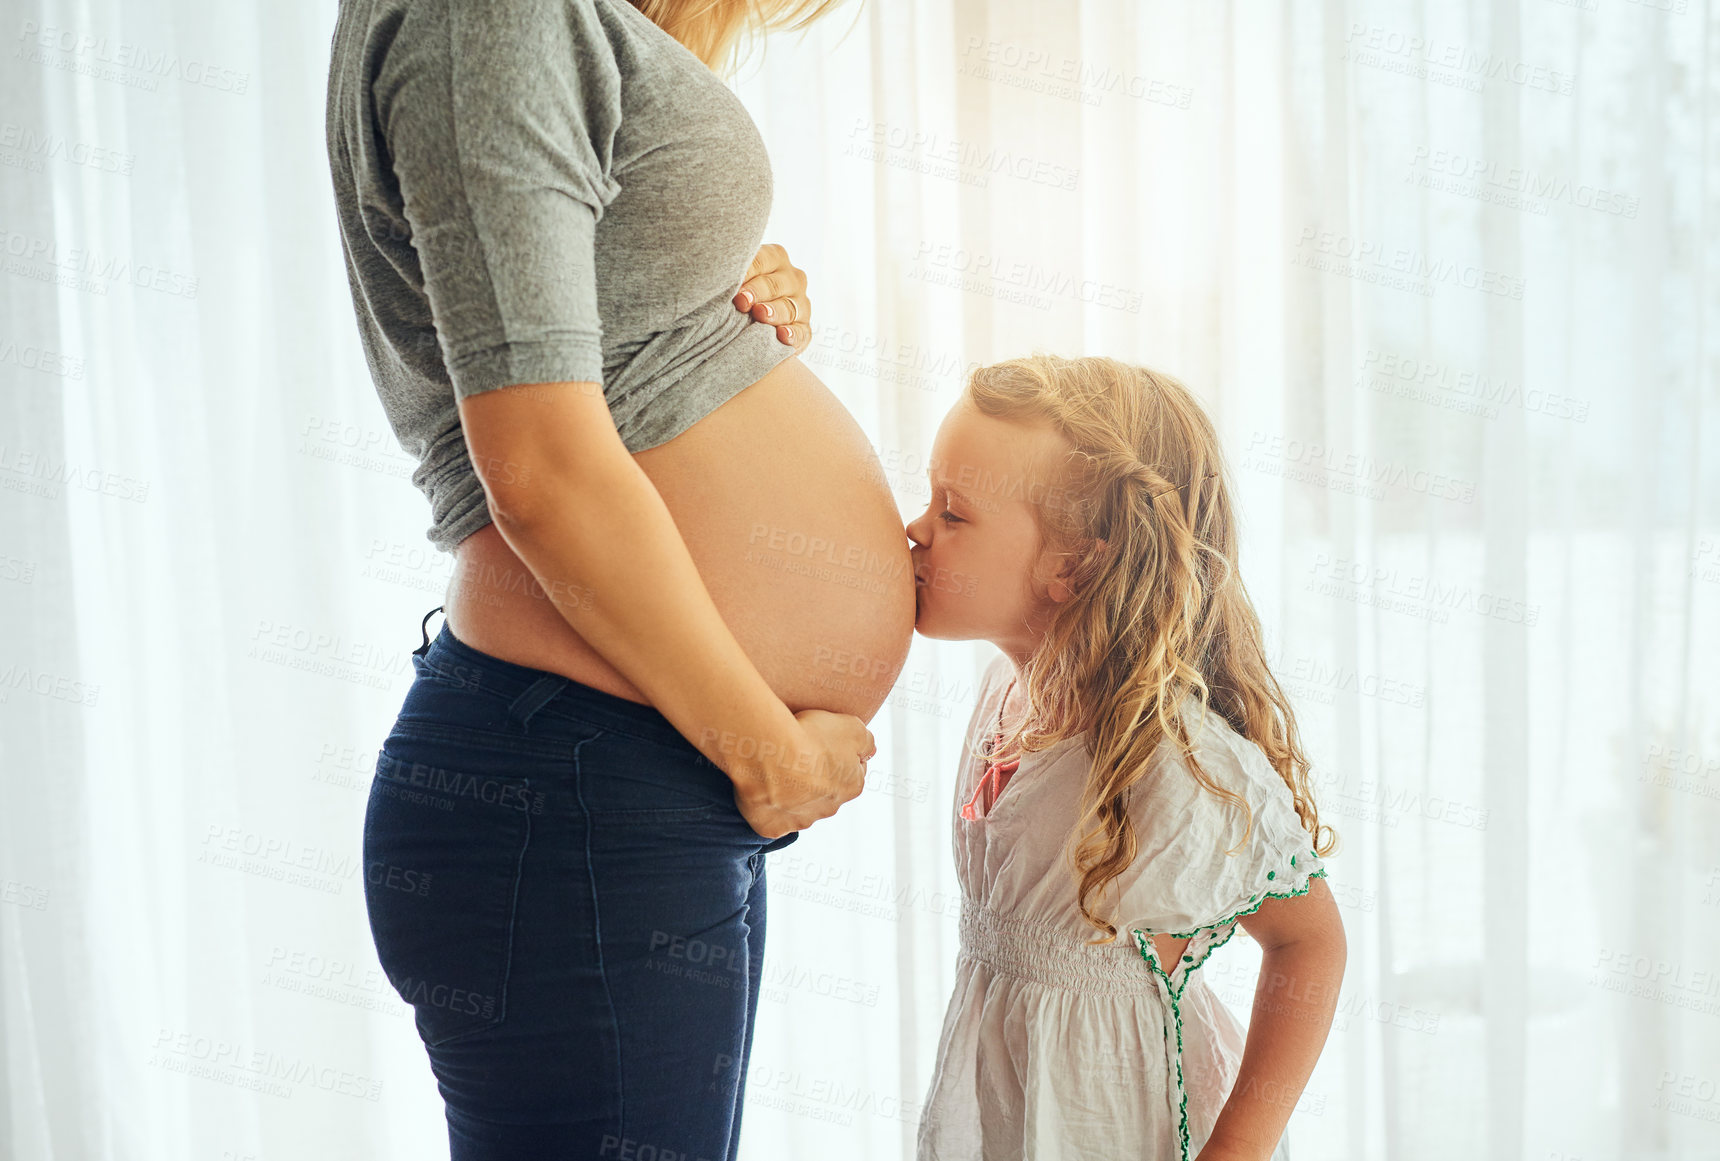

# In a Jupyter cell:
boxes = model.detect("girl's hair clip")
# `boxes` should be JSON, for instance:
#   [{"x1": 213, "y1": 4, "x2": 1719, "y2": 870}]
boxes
[{"x1": 1149, "y1": 471, "x2": 1219, "y2": 500}]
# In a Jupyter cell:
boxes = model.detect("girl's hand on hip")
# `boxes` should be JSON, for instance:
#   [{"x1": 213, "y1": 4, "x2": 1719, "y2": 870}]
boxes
[{"x1": 733, "y1": 242, "x2": 811, "y2": 353}]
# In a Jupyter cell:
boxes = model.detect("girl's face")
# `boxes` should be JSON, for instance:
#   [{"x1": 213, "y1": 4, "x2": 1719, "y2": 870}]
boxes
[{"x1": 905, "y1": 399, "x2": 1084, "y2": 659}]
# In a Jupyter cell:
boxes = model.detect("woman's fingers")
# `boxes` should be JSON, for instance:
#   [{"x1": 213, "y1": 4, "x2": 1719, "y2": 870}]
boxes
[
  {"x1": 773, "y1": 321, "x2": 812, "y2": 352},
  {"x1": 751, "y1": 294, "x2": 807, "y2": 325},
  {"x1": 733, "y1": 250, "x2": 805, "y2": 308},
  {"x1": 740, "y1": 287, "x2": 812, "y2": 346},
  {"x1": 734, "y1": 242, "x2": 812, "y2": 347},
  {"x1": 734, "y1": 293, "x2": 811, "y2": 346},
  {"x1": 734, "y1": 268, "x2": 806, "y2": 312}
]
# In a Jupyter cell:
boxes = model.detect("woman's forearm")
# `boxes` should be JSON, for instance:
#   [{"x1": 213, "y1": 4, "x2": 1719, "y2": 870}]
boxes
[
  {"x1": 491, "y1": 453, "x2": 804, "y2": 783},
  {"x1": 462, "y1": 383, "x2": 814, "y2": 803},
  {"x1": 1195, "y1": 938, "x2": 1345, "y2": 1161}
]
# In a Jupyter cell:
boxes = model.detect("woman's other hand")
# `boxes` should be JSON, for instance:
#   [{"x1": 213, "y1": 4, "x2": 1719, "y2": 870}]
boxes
[
  {"x1": 730, "y1": 709, "x2": 874, "y2": 840},
  {"x1": 733, "y1": 242, "x2": 811, "y2": 352}
]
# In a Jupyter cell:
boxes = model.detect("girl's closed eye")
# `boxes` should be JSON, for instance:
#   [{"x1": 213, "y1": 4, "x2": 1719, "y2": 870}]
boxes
[{"x1": 938, "y1": 511, "x2": 963, "y2": 525}]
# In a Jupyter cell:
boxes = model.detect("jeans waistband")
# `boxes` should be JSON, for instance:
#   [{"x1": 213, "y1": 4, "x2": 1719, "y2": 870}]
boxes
[{"x1": 413, "y1": 606, "x2": 703, "y2": 755}]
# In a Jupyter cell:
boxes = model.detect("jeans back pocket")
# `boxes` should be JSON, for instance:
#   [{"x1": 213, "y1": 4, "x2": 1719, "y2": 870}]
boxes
[{"x1": 362, "y1": 746, "x2": 537, "y2": 1047}]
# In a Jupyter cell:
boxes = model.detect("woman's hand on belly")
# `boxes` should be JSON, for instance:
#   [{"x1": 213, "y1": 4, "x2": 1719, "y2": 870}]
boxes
[
  {"x1": 734, "y1": 241, "x2": 812, "y2": 353},
  {"x1": 733, "y1": 706, "x2": 879, "y2": 838}
]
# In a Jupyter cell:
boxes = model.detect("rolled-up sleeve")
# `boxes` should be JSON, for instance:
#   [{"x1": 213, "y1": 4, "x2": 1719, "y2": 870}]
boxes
[{"x1": 374, "y1": 0, "x2": 624, "y2": 398}]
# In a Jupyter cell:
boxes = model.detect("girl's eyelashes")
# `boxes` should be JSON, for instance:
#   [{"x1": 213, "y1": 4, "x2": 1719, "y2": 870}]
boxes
[{"x1": 938, "y1": 511, "x2": 963, "y2": 524}]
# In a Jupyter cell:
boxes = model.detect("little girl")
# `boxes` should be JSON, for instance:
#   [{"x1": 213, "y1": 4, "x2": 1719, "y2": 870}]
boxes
[{"x1": 905, "y1": 354, "x2": 1346, "y2": 1161}]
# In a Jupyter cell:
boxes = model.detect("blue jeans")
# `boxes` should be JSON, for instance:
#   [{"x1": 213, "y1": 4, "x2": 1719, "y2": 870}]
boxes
[{"x1": 363, "y1": 607, "x2": 800, "y2": 1161}]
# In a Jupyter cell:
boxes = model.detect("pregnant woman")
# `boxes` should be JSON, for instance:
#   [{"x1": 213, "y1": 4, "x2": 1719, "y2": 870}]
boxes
[{"x1": 323, "y1": 1, "x2": 914, "y2": 1158}]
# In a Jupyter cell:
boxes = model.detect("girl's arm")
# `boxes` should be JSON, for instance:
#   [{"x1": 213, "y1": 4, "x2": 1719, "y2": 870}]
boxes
[{"x1": 1195, "y1": 875, "x2": 1347, "y2": 1161}]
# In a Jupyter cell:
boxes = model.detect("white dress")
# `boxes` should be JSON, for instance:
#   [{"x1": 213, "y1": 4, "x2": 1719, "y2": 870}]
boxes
[{"x1": 917, "y1": 655, "x2": 1328, "y2": 1161}]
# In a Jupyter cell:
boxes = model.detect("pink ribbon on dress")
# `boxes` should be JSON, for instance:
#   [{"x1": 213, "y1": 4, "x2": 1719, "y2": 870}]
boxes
[{"x1": 960, "y1": 731, "x2": 1021, "y2": 820}]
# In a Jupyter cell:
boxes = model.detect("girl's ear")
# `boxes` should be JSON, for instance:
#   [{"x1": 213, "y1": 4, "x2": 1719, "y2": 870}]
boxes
[{"x1": 1047, "y1": 537, "x2": 1109, "y2": 603}]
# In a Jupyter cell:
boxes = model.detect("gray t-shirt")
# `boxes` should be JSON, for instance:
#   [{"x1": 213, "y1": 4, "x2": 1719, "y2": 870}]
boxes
[{"x1": 325, "y1": 0, "x2": 797, "y2": 553}]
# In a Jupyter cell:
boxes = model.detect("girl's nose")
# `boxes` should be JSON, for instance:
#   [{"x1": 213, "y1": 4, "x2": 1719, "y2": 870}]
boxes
[{"x1": 905, "y1": 514, "x2": 929, "y2": 549}]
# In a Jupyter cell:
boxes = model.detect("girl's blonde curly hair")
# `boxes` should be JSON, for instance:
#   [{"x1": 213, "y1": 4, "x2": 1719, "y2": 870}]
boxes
[{"x1": 962, "y1": 353, "x2": 1338, "y2": 945}]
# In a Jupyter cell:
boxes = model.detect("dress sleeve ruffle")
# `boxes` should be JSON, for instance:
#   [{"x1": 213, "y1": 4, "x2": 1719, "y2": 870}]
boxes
[{"x1": 1113, "y1": 700, "x2": 1327, "y2": 967}]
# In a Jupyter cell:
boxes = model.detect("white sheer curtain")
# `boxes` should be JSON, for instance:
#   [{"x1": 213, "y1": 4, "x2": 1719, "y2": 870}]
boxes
[{"x1": 3, "y1": 0, "x2": 1714, "y2": 1158}]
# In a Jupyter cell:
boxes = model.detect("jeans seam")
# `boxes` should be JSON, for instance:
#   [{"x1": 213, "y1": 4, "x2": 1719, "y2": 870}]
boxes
[
  {"x1": 496, "y1": 790, "x2": 533, "y2": 1043},
  {"x1": 383, "y1": 723, "x2": 579, "y2": 767},
  {"x1": 537, "y1": 707, "x2": 696, "y2": 752},
  {"x1": 571, "y1": 729, "x2": 625, "y2": 1131}
]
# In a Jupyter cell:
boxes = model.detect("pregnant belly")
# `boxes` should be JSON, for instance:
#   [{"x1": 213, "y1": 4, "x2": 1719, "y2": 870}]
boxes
[{"x1": 442, "y1": 354, "x2": 916, "y2": 723}]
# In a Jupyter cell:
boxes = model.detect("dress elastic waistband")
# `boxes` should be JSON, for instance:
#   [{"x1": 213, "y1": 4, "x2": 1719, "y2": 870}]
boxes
[
  {"x1": 959, "y1": 899, "x2": 1160, "y2": 996},
  {"x1": 418, "y1": 613, "x2": 701, "y2": 755}
]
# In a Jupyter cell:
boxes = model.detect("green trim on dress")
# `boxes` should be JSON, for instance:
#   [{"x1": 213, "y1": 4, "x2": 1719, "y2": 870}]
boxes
[{"x1": 1130, "y1": 858, "x2": 1329, "y2": 1161}]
